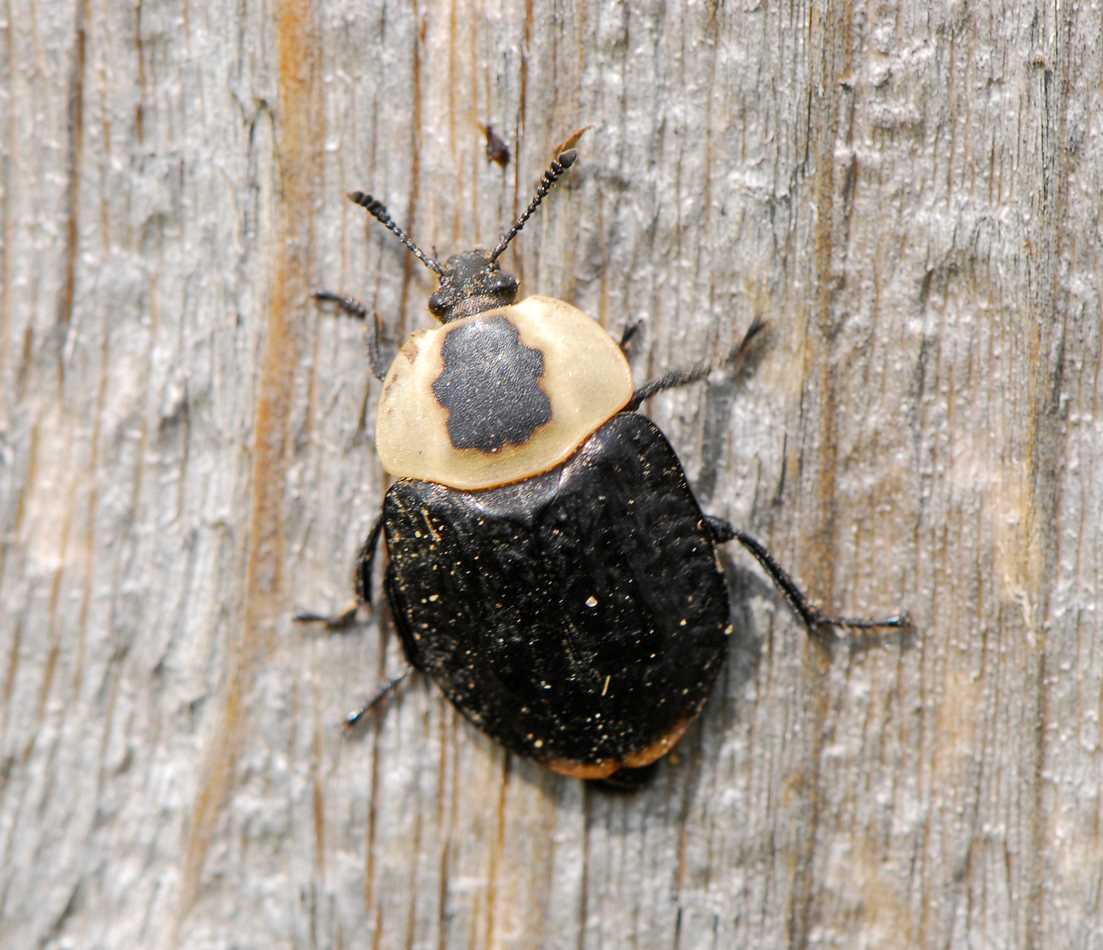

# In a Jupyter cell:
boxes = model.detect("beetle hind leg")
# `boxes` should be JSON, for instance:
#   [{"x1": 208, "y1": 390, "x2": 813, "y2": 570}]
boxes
[
  {"x1": 344, "y1": 667, "x2": 415, "y2": 729},
  {"x1": 294, "y1": 516, "x2": 384, "y2": 629},
  {"x1": 340, "y1": 568, "x2": 426, "y2": 729},
  {"x1": 710, "y1": 520, "x2": 909, "y2": 637}
]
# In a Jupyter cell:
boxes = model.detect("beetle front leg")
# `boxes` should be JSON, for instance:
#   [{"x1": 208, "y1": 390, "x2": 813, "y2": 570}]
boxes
[
  {"x1": 618, "y1": 319, "x2": 642, "y2": 354},
  {"x1": 294, "y1": 515, "x2": 384, "y2": 629},
  {"x1": 629, "y1": 318, "x2": 765, "y2": 409},
  {"x1": 312, "y1": 290, "x2": 388, "y2": 382},
  {"x1": 708, "y1": 518, "x2": 909, "y2": 637}
]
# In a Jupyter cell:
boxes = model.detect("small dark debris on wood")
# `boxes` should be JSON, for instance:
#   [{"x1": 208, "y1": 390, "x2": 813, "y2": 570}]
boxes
[
  {"x1": 480, "y1": 123, "x2": 511, "y2": 167},
  {"x1": 552, "y1": 125, "x2": 593, "y2": 157}
]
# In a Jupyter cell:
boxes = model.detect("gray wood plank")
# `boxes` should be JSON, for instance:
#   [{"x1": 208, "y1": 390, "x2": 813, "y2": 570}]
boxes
[{"x1": 2, "y1": 2, "x2": 1100, "y2": 947}]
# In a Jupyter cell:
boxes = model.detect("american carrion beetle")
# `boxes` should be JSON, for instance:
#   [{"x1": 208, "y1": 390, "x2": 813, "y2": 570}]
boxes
[{"x1": 300, "y1": 148, "x2": 907, "y2": 785}]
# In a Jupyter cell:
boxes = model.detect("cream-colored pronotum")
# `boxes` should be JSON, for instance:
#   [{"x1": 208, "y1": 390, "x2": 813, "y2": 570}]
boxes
[{"x1": 376, "y1": 295, "x2": 633, "y2": 491}]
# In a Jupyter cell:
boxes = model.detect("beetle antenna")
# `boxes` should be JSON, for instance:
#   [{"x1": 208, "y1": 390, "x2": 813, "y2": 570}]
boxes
[
  {"x1": 490, "y1": 150, "x2": 578, "y2": 262},
  {"x1": 347, "y1": 191, "x2": 444, "y2": 276}
]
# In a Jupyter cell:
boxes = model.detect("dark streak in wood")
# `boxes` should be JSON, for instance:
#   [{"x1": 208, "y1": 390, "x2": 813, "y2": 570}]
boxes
[
  {"x1": 513, "y1": 0, "x2": 534, "y2": 286},
  {"x1": 576, "y1": 787, "x2": 591, "y2": 950},
  {"x1": 60, "y1": 0, "x2": 89, "y2": 332},
  {"x1": 788, "y1": 0, "x2": 857, "y2": 943},
  {"x1": 134, "y1": 1, "x2": 146, "y2": 142},
  {"x1": 312, "y1": 722, "x2": 327, "y2": 878},
  {"x1": 485, "y1": 754, "x2": 511, "y2": 948},
  {"x1": 174, "y1": 0, "x2": 320, "y2": 940},
  {"x1": 1025, "y1": 4, "x2": 1075, "y2": 945},
  {"x1": 1, "y1": 0, "x2": 15, "y2": 384},
  {"x1": 398, "y1": 0, "x2": 425, "y2": 331},
  {"x1": 435, "y1": 729, "x2": 455, "y2": 950}
]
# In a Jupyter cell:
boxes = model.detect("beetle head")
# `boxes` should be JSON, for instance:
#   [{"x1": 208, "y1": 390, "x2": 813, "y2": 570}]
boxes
[
  {"x1": 428, "y1": 251, "x2": 519, "y2": 322},
  {"x1": 348, "y1": 149, "x2": 577, "y2": 323}
]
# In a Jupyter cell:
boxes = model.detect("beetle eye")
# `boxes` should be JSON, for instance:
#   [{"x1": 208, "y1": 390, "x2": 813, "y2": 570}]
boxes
[{"x1": 428, "y1": 292, "x2": 447, "y2": 316}]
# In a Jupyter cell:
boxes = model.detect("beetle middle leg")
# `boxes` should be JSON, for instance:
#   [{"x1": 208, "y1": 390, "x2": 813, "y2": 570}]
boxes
[
  {"x1": 297, "y1": 517, "x2": 422, "y2": 726},
  {"x1": 294, "y1": 515, "x2": 384, "y2": 628},
  {"x1": 706, "y1": 516, "x2": 909, "y2": 637},
  {"x1": 629, "y1": 318, "x2": 766, "y2": 409}
]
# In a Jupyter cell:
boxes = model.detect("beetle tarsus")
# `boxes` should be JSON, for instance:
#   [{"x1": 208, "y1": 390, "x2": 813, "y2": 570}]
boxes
[
  {"x1": 293, "y1": 602, "x2": 362, "y2": 630},
  {"x1": 313, "y1": 291, "x2": 388, "y2": 381},
  {"x1": 313, "y1": 289, "x2": 367, "y2": 319},
  {"x1": 726, "y1": 529, "x2": 908, "y2": 638},
  {"x1": 345, "y1": 667, "x2": 415, "y2": 729}
]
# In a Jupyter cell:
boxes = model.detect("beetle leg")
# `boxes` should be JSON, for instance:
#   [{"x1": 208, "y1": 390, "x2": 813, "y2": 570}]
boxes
[
  {"x1": 353, "y1": 515, "x2": 385, "y2": 607},
  {"x1": 719, "y1": 527, "x2": 910, "y2": 637},
  {"x1": 618, "y1": 320, "x2": 642, "y2": 353},
  {"x1": 628, "y1": 318, "x2": 766, "y2": 410},
  {"x1": 293, "y1": 602, "x2": 361, "y2": 629},
  {"x1": 704, "y1": 514, "x2": 736, "y2": 543},
  {"x1": 294, "y1": 515, "x2": 384, "y2": 628},
  {"x1": 344, "y1": 667, "x2": 415, "y2": 729},
  {"x1": 313, "y1": 290, "x2": 388, "y2": 381}
]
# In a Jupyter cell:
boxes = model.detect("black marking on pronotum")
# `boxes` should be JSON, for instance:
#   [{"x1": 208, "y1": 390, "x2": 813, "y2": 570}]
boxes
[{"x1": 432, "y1": 316, "x2": 552, "y2": 452}]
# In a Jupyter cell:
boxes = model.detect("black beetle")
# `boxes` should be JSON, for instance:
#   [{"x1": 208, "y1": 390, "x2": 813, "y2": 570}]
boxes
[{"x1": 299, "y1": 147, "x2": 907, "y2": 785}]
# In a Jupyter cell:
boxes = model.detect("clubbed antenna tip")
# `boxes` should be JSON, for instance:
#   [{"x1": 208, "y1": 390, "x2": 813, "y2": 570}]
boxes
[
  {"x1": 347, "y1": 191, "x2": 444, "y2": 275},
  {"x1": 490, "y1": 150, "x2": 579, "y2": 262}
]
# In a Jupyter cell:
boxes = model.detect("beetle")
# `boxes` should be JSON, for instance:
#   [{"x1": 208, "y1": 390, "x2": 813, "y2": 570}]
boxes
[{"x1": 299, "y1": 147, "x2": 907, "y2": 786}]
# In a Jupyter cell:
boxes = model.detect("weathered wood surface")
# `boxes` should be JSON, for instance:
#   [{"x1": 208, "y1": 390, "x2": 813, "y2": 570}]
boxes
[{"x1": 3, "y1": 2, "x2": 1100, "y2": 947}]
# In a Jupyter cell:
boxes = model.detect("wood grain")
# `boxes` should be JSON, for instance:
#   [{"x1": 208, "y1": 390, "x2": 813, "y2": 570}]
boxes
[{"x1": 2, "y1": 1, "x2": 1100, "y2": 947}]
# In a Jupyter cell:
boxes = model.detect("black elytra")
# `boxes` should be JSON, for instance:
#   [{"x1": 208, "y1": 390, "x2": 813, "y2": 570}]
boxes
[
  {"x1": 302, "y1": 145, "x2": 909, "y2": 785},
  {"x1": 384, "y1": 413, "x2": 730, "y2": 774}
]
